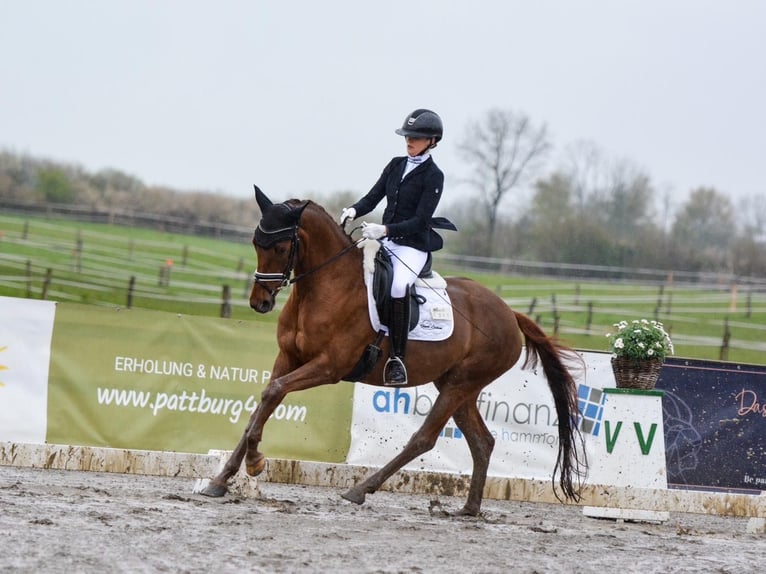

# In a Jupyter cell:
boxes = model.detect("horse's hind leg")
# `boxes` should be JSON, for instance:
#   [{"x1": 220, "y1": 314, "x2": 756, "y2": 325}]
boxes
[
  {"x1": 341, "y1": 388, "x2": 463, "y2": 506},
  {"x1": 451, "y1": 399, "x2": 495, "y2": 516}
]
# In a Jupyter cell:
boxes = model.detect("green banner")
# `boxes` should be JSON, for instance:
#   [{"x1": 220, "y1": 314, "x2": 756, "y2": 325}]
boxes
[{"x1": 47, "y1": 303, "x2": 353, "y2": 461}]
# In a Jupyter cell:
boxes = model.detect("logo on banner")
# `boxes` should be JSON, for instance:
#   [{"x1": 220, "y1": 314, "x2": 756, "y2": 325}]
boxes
[
  {"x1": 370, "y1": 384, "x2": 608, "y2": 439},
  {"x1": 577, "y1": 383, "x2": 606, "y2": 436},
  {"x1": 0, "y1": 345, "x2": 8, "y2": 388}
]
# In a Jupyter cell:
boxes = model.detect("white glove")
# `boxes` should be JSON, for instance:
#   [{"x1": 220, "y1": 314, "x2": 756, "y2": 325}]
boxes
[
  {"x1": 339, "y1": 207, "x2": 356, "y2": 227},
  {"x1": 361, "y1": 222, "x2": 387, "y2": 240}
]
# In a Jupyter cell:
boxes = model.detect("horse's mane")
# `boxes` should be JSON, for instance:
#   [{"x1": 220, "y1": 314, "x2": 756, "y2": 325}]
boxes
[{"x1": 287, "y1": 199, "x2": 354, "y2": 247}]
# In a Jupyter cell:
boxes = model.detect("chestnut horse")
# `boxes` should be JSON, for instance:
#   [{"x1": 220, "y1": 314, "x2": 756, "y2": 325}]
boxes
[{"x1": 201, "y1": 187, "x2": 586, "y2": 515}]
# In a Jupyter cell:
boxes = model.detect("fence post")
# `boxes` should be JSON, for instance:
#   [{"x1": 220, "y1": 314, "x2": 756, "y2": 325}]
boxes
[
  {"x1": 73, "y1": 230, "x2": 83, "y2": 273},
  {"x1": 746, "y1": 290, "x2": 752, "y2": 319},
  {"x1": 656, "y1": 285, "x2": 665, "y2": 317},
  {"x1": 41, "y1": 268, "x2": 52, "y2": 300},
  {"x1": 182, "y1": 245, "x2": 189, "y2": 267},
  {"x1": 586, "y1": 301, "x2": 594, "y2": 334},
  {"x1": 528, "y1": 297, "x2": 537, "y2": 316},
  {"x1": 719, "y1": 316, "x2": 731, "y2": 361},
  {"x1": 221, "y1": 285, "x2": 232, "y2": 318},
  {"x1": 26, "y1": 260, "x2": 32, "y2": 298},
  {"x1": 22, "y1": 220, "x2": 29, "y2": 240},
  {"x1": 127, "y1": 276, "x2": 136, "y2": 308},
  {"x1": 165, "y1": 259, "x2": 173, "y2": 285},
  {"x1": 159, "y1": 260, "x2": 173, "y2": 287}
]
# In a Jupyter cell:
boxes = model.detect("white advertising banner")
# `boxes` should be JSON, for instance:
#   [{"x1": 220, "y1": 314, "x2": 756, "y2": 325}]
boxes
[
  {"x1": 347, "y1": 351, "x2": 615, "y2": 480},
  {"x1": 0, "y1": 296, "x2": 56, "y2": 443}
]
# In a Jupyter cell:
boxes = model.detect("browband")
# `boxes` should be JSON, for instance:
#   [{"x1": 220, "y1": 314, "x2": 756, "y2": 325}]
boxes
[{"x1": 254, "y1": 224, "x2": 296, "y2": 248}]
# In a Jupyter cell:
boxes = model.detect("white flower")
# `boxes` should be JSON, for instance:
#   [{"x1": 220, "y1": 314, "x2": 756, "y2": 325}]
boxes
[{"x1": 607, "y1": 317, "x2": 674, "y2": 361}]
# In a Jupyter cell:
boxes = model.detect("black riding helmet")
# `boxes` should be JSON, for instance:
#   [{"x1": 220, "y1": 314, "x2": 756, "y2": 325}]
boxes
[{"x1": 395, "y1": 109, "x2": 443, "y2": 148}]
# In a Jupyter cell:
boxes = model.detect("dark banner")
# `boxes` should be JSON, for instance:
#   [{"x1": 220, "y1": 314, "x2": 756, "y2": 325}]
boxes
[{"x1": 657, "y1": 357, "x2": 766, "y2": 492}]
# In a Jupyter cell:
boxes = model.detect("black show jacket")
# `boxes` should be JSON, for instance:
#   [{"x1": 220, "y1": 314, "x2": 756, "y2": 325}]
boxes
[{"x1": 352, "y1": 156, "x2": 451, "y2": 252}]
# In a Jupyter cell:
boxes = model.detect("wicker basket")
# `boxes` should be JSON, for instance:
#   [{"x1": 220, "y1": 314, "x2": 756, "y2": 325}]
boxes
[{"x1": 610, "y1": 356, "x2": 663, "y2": 390}]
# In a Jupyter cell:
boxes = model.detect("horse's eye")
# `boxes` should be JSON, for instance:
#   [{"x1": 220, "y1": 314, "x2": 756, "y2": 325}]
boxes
[{"x1": 274, "y1": 244, "x2": 287, "y2": 256}]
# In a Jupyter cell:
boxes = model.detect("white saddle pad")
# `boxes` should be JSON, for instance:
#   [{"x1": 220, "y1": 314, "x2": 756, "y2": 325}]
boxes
[{"x1": 363, "y1": 264, "x2": 454, "y2": 342}]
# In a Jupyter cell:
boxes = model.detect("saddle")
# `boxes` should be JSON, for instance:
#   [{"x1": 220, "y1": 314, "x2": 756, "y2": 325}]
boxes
[
  {"x1": 343, "y1": 243, "x2": 452, "y2": 383},
  {"x1": 371, "y1": 246, "x2": 430, "y2": 331}
]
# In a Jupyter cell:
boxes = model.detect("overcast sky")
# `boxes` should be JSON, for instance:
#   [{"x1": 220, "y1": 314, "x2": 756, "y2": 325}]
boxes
[{"x1": 2, "y1": 1, "x2": 764, "y2": 211}]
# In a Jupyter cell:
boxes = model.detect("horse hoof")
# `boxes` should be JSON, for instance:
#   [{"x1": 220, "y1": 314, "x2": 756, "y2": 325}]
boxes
[
  {"x1": 245, "y1": 454, "x2": 266, "y2": 476},
  {"x1": 454, "y1": 506, "x2": 480, "y2": 517},
  {"x1": 340, "y1": 488, "x2": 366, "y2": 505},
  {"x1": 199, "y1": 482, "x2": 228, "y2": 498}
]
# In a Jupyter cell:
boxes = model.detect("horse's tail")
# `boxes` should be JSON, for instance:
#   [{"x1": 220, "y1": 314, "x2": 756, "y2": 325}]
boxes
[{"x1": 515, "y1": 311, "x2": 588, "y2": 502}]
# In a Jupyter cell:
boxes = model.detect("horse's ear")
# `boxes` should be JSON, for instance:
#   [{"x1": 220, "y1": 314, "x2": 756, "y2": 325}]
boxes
[
  {"x1": 287, "y1": 201, "x2": 310, "y2": 226},
  {"x1": 254, "y1": 185, "x2": 273, "y2": 212}
]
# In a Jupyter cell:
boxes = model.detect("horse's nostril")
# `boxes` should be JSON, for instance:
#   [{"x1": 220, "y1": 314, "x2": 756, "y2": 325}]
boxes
[{"x1": 252, "y1": 299, "x2": 273, "y2": 314}]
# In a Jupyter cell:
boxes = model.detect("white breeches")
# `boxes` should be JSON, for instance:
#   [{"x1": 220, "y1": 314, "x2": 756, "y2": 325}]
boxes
[{"x1": 382, "y1": 239, "x2": 428, "y2": 298}]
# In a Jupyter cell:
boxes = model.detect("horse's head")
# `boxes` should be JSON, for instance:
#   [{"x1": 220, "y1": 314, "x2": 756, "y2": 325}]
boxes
[
  {"x1": 249, "y1": 185, "x2": 359, "y2": 313},
  {"x1": 249, "y1": 185, "x2": 309, "y2": 313}
]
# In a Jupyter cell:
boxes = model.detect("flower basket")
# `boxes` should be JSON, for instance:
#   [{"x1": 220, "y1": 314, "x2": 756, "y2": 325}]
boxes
[{"x1": 610, "y1": 356, "x2": 663, "y2": 390}]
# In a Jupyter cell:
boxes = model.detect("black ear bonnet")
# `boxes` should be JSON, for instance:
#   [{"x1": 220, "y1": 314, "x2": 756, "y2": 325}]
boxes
[{"x1": 254, "y1": 202, "x2": 307, "y2": 248}]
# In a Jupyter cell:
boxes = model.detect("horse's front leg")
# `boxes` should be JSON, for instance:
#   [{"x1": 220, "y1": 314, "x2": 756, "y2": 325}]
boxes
[
  {"x1": 239, "y1": 356, "x2": 337, "y2": 478},
  {"x1": 199, "y1": 352, "x2": 298, "y2": 497},
  {"x1": 199, "y1": 423, "x2": 251, "y2": 497},
  {"x1": 201, "y1": 358, "x2": 333, "y2": 497}
]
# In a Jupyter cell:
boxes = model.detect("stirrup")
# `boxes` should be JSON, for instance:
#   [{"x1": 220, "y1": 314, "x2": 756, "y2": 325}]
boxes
[{"x1": 383, "y1": 356, "x2": 408, "y2": 386}]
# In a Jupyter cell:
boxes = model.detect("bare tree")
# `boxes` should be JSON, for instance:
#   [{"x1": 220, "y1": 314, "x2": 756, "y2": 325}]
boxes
[
  {"x1": 561, "y1": 141, "x2": 655, "y2": 225},
  {"x1": 560, "y1": 140, "x2": 610, "y2": 212},
  {"x1": 737, "y1": 193, "x2": 766, "y2": 240},
  {"x1": 458, "y1": 108, "x2": 551, "y2": 255},
  {"x1": 672, "y1": 187, "x2": 735, "y2": 270}
]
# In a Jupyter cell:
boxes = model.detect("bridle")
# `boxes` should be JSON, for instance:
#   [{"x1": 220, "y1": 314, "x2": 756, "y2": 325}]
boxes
[
  {"x1": 251, "y1": 224, "x2": 301, "y2": 298},
  {"x1": 252, "y1": 222, "x2": 362, "y2": 298}
]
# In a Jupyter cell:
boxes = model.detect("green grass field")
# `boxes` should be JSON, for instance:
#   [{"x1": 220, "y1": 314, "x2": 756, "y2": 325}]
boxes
[{"x1": 1, "y1": 213, "x2": 764, "y2": 365}]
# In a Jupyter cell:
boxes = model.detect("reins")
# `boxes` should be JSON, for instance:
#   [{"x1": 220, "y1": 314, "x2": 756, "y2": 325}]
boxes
[
  {"x1": 291, "y1": 237, "x2": 364, "y2": 283},
  {"x1": 253, "y1": 215, "x2": 495, "y2": 342},
  {"x1": 253, "y1": 223, "x2": 364, "y2": 296}
]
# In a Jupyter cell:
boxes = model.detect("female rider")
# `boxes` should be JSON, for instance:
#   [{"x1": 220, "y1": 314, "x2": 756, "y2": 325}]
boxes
[{"x1": 339, "y1": 108, "x2": 452, "y2": 386}]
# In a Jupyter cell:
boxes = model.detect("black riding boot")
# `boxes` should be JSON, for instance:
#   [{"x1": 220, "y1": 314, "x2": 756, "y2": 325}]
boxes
[{"x1": 384, "y1": 296, "x2": 410, "y2": 386}]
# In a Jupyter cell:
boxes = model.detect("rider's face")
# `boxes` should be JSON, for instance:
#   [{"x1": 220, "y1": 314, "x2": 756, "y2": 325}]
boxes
[{"x1": 405, "y1": 136, "x2": 432, "y2": 156}]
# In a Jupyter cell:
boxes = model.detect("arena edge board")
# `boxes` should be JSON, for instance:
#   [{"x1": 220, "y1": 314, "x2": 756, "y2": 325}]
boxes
[{"x1": 2, "y1": 442, "x2": 765, "y2": 519}]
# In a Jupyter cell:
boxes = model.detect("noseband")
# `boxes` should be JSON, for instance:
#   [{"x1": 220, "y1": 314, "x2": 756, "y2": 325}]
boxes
[{"x1": 252, "y1": 223, "x2": 300, "y2": 298}]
